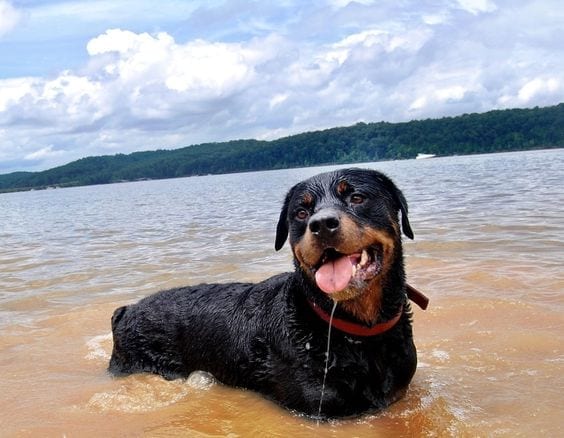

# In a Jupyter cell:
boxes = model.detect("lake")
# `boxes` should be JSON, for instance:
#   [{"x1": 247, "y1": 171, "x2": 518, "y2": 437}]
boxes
[{"x1": 1, "y1": 149, "x2": 563, "y2": 436}]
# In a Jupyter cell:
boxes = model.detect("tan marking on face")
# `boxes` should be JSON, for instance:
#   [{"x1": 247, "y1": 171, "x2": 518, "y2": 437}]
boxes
[
  {"x1": 301, "y1": 192, "x2": 314, "y2": 208},
  {"x1": 337, "y1": 180, "x2": 349, "y2": 195}
]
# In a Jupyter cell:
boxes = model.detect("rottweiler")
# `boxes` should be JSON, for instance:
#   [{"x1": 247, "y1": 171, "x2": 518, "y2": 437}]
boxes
[{"x1": 109, "y1": 168, "x2": 427, "y2": 419}]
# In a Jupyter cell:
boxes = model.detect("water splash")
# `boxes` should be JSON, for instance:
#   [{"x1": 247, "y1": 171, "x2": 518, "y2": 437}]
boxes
[
  {"x1": 85, "y1": 332, "x2": 113, "y2": 361},
  {"x1": 317, "y1": 300, "x2": 338, "y2": 423}
]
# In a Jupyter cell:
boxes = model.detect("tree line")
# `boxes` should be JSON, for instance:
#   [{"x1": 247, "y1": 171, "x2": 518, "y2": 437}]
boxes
[{"x1": 1, "y1": 103, "x2": 563, "y2": 193}]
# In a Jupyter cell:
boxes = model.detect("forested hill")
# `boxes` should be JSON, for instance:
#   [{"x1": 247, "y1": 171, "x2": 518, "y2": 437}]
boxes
[{"x1": 1, "y1": 103, "x2": 563, "y2": 193}]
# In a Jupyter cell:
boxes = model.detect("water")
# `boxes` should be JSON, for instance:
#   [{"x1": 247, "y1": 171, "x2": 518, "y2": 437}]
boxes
[{"x1": 1, "y1": 149, "x2": 563, "y2": 436}]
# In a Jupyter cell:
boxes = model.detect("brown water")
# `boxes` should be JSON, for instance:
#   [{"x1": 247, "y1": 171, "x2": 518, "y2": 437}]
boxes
[{"x1": 1, "y1": 149, "x2": 563, "y2": 437}]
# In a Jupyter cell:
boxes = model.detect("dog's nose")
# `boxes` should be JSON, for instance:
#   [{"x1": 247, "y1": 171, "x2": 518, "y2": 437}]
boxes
[{"x1": 309, "y1": 209, "x2": 341, "y2": 238}]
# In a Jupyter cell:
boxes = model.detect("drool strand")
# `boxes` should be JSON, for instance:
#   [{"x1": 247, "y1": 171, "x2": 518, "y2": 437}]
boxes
[{"x1": 317, "y1": 300, "x2": 338, "y2": 423}]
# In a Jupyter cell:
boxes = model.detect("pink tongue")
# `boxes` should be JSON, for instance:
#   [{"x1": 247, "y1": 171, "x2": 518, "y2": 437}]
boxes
[{"x1": 315, "y1": 256, "x2": 353, "y2": 294}]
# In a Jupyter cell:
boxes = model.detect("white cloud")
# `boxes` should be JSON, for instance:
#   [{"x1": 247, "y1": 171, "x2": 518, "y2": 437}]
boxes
[
  {"x1": 0, "y1": 0, "x2": 21, "y2": 37},
  {"x1": 409, "y1": 97, "x2": 427, "y2": 112},
  {"x1": 455, "y1": 0, "x2": 498, "y2": 15},
  {"x1": 0, "y1": 77, "x2": 35, "y2": 111},
  {"x1": 0, "y1": 72, "x2": 106, "y2": 126},
  {"x1": 86, "y1": 29, "x2": 267, "y2": 102},
  {"x1": 269, "y1": 93, "x2": 288, "y2": 109},
  {"x1": 404, "y1": 70, "x2": 483, "y2": 116},
  {"x1": 24, "y1": 145, "x2": 65, "y2": 161},
  {"x1": 518, "y1": 77, "x2": 560, "y2": 103},
  {"x1": 165, "y1": 40, "x2": 257, "y2": 94},
  {"x1": 331, "y1": 27, "x2": 431, "y2": 55},
  {"x1": 422, "y1": 12, "x2": 451, "y2": 25},
  {"x1": 437, "y1": 85, "x2": 468, "y2": 102}
]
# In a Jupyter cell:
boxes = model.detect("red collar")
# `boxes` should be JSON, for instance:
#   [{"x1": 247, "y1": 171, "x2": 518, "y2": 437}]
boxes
[
  {"x1": 308, "y1": 283, "x2": 429, "y2": 337},
  {"x1": 308, "y1": 300, "x2": 403, "y2": 337}
]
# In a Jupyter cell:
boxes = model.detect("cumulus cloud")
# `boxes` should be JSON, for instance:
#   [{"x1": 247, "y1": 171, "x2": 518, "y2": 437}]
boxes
[
  {"x1": 0, "y1": 0, "x2": 563, "y2": 172},
  {"x1": 517, "y1": 77, "x2": 560, "y2": 103},
  {"x1": 86, "y1": 29, "x2": 262, "y2": 99}
]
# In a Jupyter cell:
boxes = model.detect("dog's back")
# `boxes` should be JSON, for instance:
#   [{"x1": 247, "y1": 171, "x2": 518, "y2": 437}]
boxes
[{"x1": 110, "y1": 274, "x2": 289, "y2": 382}]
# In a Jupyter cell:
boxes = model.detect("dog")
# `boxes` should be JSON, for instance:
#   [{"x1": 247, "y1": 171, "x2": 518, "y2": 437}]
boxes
[{"x1": 108, "y1": 168, "x2": 427, "y2": 419}]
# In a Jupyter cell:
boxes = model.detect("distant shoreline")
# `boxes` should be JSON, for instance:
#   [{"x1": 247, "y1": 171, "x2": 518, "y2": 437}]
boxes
[
  {"x1": 1, "y1": 147, "x2": 561, "y2": 195},
  {"x1": 1, "y1": 103, "x2": 563, "y2": 194}
]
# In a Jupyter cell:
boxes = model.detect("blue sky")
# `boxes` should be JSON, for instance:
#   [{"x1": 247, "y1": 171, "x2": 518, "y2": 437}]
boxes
[{"x1": 1, "y1": 0, "x2": 563, "y2": 173}]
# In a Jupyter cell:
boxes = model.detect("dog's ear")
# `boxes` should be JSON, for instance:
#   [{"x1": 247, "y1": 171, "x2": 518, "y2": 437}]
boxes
[
  {"x1": 395, "y1": 188, "x2": 414, "y2": 240},
  {"x1": 374, "y1": 171, "x2": 414, "y2": 240},
  {"x1": 275, "y1": 187, "x2": 295, "y2": 251}
]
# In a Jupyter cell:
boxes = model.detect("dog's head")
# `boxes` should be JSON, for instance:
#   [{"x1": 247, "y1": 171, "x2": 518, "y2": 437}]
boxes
[{"x1": 275, "y1": 168, "x2": 413, "y2": 323}]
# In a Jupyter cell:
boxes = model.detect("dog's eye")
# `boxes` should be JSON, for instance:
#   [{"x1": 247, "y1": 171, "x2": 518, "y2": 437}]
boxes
[
  {"x1": 295, "y1": 208, "x2": 309, "y2": 220},
  {"x1": 350, "y1": 194, "x2": 365, "y2": 205}
]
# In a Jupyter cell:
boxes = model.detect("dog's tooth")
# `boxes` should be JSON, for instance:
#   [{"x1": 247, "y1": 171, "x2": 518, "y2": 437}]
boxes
[
  {"x1": 351, "y1": 264, "x2": 357, "y2": 276},
  {"x1": 360, "y1": 249, "x2": 369, "y2": 267}
]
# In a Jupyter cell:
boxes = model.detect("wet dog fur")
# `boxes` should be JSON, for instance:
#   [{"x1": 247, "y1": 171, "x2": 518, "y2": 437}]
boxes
[{"x1": 109, "y1": 168, "x2": 417, "y2": 419}]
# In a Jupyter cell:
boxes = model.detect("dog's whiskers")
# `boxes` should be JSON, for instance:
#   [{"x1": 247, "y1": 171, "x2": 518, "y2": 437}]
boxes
[{"x1": 317, "y1": 300, "x2": 338, "y2": 424}]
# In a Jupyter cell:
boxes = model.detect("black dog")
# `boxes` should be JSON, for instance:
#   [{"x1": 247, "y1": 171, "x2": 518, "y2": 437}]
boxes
[{"x1": 109, "y1": 168, "x2": 427, "y2": 419}]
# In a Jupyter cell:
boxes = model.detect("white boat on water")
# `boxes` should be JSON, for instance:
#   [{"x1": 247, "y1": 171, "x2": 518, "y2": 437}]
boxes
[{"x1": 416, "y1": 153, "x2": 436, "y2": 160}]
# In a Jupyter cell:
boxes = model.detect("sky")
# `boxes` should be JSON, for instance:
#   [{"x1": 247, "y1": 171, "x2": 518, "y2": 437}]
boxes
[{"x1": 0, "y1": 0, "x2": 563, "y2": 173}]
